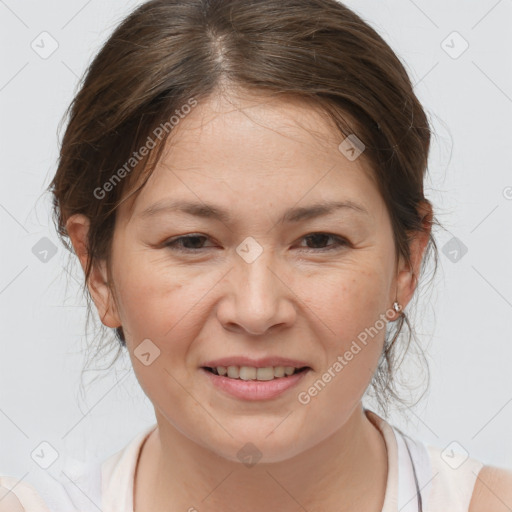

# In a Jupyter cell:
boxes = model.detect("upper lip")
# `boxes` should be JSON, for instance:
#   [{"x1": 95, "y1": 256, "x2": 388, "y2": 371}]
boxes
[{"x1": 201, "y1": 356, "x2": 311, "y2": 369}]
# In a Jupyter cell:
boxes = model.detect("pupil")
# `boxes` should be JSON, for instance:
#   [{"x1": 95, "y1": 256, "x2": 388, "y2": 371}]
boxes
[
  {"x1": 185, "y1": 236, "x2": 204, "y2": 248},
  {"x1": 308, "y1": 234, "x2": 328, "y2": 248}
]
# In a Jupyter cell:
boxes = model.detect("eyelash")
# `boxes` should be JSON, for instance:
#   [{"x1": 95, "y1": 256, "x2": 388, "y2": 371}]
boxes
[{"x1": 163, "y1": 233, "x2": 349, "y2": 253}]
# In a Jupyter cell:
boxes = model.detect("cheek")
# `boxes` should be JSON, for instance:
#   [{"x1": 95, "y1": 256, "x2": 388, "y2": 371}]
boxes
[
  {"x1": 295, "y1": 263, "x2": 390, "y2": 399},
  {"x1": 115, "y1": 266, "x2": 196, "y2": 409},
  {"x1": 111, "y1": 254, "x2": 217, "y2": 382},
  {"x1": 111, "y1": 249, "x2": 187, "y2": 336},
  {"x1": 292, "y1": 269, "x2": 389, "y2": 440},
  {"x1": 301, "y1": 262, "x2": 390, "y2": 346}
]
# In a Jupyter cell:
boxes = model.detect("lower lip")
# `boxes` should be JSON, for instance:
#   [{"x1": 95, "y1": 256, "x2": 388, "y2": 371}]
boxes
[{"x1": 200, "y1": 367, "x2": 311, "y2": 401}]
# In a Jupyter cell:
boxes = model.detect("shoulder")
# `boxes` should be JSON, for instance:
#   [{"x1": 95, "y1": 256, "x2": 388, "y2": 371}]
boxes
[
  {"x1": 0, "y1": 475, "x2": 51, "y2": 511},
  {"x1": 0, "y1": 454, "x2": 104, "y2": 512},
  {"x1": 468, "y1": 465, "x2": 512, "y2": 512},
  {"x1": 419, "y1": 443, "x2": 506, "y2": 511}
]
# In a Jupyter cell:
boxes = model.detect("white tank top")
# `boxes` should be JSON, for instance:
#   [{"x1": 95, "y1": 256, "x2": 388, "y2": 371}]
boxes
[{"x1": 0, "y1": 409, "x2": 484, "y2": 511}]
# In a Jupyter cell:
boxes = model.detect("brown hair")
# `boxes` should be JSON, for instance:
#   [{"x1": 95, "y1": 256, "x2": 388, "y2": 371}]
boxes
[{"x1": 49, "y1": 0, "x2": 440, "y2": 416}]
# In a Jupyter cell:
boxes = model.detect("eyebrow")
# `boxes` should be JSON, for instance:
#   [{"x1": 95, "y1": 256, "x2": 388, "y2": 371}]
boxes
[{"x1": 138, "y1": 199, "x2": 369, "y2": 224}]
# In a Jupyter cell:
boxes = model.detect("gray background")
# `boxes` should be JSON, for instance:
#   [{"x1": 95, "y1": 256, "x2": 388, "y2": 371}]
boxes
[{"x1": 1, "y1": 0, "x2": 511, "y2": 489}]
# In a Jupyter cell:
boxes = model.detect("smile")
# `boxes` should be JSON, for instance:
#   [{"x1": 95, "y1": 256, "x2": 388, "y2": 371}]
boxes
[
  {"x1": 204, "y1": 365, "x2": 309, "y2": 380},
  {"x1": 200, "y1": 366, "x2": 311, "y2": 400}
]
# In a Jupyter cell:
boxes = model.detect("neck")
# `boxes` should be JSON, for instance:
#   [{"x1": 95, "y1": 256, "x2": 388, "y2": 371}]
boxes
[{"x1": 134, "y1": 405, "x2": 388, "y2": 512}]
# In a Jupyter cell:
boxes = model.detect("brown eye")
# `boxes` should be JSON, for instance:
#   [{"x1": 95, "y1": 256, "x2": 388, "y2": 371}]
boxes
[
  {"x1": 298, "y1": 233, "x2": 348, "y2": 251},
  {"x1": 164, "y1": 234, "x2": 214, "y2": 252}
]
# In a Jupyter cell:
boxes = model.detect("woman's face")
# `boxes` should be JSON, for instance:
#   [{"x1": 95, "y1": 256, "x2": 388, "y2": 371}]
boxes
[{"x1": 84, "y1": 91, "x2": 417, "y2": 462}]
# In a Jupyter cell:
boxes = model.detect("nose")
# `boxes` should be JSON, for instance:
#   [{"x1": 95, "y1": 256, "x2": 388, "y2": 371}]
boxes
[{"x1": 216, "y1": 249, "x2": 296, "y2": 336}]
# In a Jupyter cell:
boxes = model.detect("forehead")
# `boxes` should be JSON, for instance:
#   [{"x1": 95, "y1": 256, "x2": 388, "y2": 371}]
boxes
[{"x1": 119, "y1": 91, "x2": 381, "y2": 224}]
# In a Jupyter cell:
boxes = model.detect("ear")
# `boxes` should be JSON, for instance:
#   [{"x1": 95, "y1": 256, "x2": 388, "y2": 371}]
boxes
[
  {"x1": 395, "y1": 200, "x2": 433, "y2": 310},
  {"x1": 65, "y1": 213, "x2": 121, "y2": 329}
]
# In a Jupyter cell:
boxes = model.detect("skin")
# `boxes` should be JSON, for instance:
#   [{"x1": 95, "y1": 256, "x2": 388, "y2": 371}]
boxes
[
  {"x1": 67, "y1": 89, "x2": 435, "y2": 511},
  {"x1": 469, "y1": 466, "x2": 512, "y2": 512}
]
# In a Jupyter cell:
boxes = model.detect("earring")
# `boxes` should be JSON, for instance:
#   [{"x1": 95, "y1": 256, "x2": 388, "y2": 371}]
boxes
[{"x1": 393, "y1": 301, "x2": 402, "y2": 313}]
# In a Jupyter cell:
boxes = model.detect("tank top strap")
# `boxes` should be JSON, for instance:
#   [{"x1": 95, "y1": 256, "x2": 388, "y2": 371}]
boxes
[
  {"x1": 423, "y1": 443, "x2": 484, "y2": 511},
  {"x1": 393, "y1": 426, "x2": 484, "y2": 512},
  {"x1": 393, "y1": 426, "x2": 434, "y2": 512}
]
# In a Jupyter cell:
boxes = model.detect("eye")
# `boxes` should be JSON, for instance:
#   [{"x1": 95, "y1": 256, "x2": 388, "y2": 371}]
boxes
[
  {"x1": 163, "y1": 234, "x2": 214, "y2": 252},
  {"x1": 297, "y1": 233, "x2": 349, "y2": 251},
  {"x1": 163, "y1": 232, "x2": 349, "y2": 253}
]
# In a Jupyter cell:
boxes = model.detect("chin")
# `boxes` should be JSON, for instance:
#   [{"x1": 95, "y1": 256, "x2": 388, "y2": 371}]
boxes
[{"x1": 204, "y1": 428, "x2": 308, "y2": 465}]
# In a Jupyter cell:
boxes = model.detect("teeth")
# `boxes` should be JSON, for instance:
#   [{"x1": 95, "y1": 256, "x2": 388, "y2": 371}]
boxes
[
  {"x1": 239, "y1": 366, "x2": 256, "y2": 380},
  {"x1": 255, "y1": 367, "x2": 275, "y2": 381},
  {"x1": 274, "y1": 366, "x2": 285, "y2": 378},
  {"x1": 227, "y1": 366, "x2": 239, "y2": 379},
  {"x1": 211, "y1": 365, "x2": 303, "y2": 380}
]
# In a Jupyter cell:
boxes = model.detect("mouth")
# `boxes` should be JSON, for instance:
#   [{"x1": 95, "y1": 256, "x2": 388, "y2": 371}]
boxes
[
  {"x1": 200, "y1": 364, "x2": 312, "y2": 401},
  {"x1": 201, "y1": 365, "x2": 311, "y2": 381}
]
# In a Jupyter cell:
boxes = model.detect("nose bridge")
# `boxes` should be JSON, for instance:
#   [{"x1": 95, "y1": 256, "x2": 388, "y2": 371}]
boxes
[
  {"x1": 236, "y1": 239, "x2": 279, "y2": 308},
  {"x1": 222, "y1": 238, "x2": 292, "y2": 334}
]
